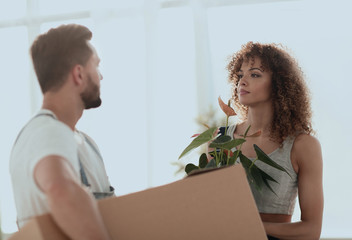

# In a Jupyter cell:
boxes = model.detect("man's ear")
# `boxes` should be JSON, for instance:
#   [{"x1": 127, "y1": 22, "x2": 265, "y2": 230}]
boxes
[{"x1": 71, "y1": 64, "x2": 85, "y2": 86}]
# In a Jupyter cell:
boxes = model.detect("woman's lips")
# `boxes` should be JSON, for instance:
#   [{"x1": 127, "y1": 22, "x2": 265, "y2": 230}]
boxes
[{"x1": 239, "y1": 89, "x2": 249, "y2": 95}]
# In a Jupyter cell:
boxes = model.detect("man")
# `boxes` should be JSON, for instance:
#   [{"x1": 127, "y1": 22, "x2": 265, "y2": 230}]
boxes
[{"x1": 10, "y1": 24, "x2": 113, "y2": 240}]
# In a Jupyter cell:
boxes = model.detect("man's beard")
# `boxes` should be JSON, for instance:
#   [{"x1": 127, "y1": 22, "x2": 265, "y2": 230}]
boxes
[{"x1": 80, "y1": 75, "x2": 102, "y2": 109}]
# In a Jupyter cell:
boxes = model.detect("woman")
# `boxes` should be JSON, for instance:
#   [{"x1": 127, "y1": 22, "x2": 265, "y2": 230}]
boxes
[{"x1": 226, "y1": 42, "x2": 323, "y2": 240}]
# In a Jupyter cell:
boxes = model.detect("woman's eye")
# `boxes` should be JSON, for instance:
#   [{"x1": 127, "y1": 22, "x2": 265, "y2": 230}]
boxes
[
  {"x1": 251, "y1": 73, "x2": 261, "y2": 78},
  {"x1": 237, "y1": 74, "x2": 243, "y2": 79}
]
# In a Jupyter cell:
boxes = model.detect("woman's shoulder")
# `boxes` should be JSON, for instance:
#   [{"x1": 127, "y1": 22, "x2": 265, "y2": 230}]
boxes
[
  {"x1": 292, "y1": 133, "x2": 321, "y2": 150},
  {"x1": 291, "y1": 133, "x2": 322, "y2": 168}
]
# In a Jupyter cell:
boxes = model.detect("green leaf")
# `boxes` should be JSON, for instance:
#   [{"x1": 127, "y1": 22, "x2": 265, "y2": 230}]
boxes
[
  {"x1": 257, "y1": 167, "x2": 278, "y2": 184},
  {"x1": 244, "y1": 167, "x2": 254, "y2": 185},
  {"x1": 253, "y1": 144, "x2": 291, "y2": 177},
  {"x1": 178, "y1": 127, "x2": 218, "y2": 159},
  {"x1": 249, "y1": 165, "x2": 263, "y2": 191},
  {"x1": 212, "y1": 135, "x2": 232, "y2": 144},
  {"x1": 224, "y1": 139, "x2": 246, "y2": 150},
  {"x1": 205, "y1": 158, "x2": 216, "y2": 169},
  {"x1": 262, "y1": 177, "x2": 278, "y2": 196},
  {"x1": 238, "y1": 152, "x2": 253, "y2": 169},
  {"x1": 239, "y1": 152, "x2": 280, "y2": 195},
  {"x1": 209, "y1": 138, "x2": 246, "y2": 150},
  {"x1": 185, "y1": 163, "x2": 199, "y2": 175},
  {"x1": 199, "y1": 153, "x2": 208, "y2": 168},
  {"x1": 228, "y1": 155, "x2": 237, "y2": 165},
  {"x1": 255, "y1": 165, "x2": 279, "y2": 195}
]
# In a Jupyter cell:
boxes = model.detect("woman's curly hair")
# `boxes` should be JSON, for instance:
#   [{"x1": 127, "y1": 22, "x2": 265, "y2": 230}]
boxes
[{"x1": 227, "y1": 42, "x2": 313, "y2": 143}]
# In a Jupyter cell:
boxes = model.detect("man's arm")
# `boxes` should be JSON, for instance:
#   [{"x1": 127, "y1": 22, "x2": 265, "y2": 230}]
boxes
[
  {"x1": 263, "y1": 134, "x2": 324, "y2": 240},
  {"x1": 34, "y1": 155, "x2": 111, "y2": 240}
]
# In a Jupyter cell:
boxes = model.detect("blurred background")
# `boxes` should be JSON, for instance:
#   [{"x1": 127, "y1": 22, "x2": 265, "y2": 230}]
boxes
[{"x1": 0, "y1": 0, "x2": 351, "y2": 239}]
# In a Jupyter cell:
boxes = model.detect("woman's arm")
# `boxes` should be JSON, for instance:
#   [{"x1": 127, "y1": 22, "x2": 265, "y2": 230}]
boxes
[{"x1": 264, "y1": 134, "x2": 324, "y2": 240}]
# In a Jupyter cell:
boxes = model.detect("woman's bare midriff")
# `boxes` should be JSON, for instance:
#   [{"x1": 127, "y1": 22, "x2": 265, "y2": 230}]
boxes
[{"x1": 260, "y1": 213, "x2": 292, "y2": 223}]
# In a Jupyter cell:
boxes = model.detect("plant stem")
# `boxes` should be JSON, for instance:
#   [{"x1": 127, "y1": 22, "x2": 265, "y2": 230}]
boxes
[
  {"x1": 249, "y1": 158, "x2": 258, "y2": 169},
  {"x1": 214, "y1": 148, "x2": 219, "y2": 166},
  {"x1": 234, "y1": 150, "x2": 240, "y2": 163},
  {"x1": 224, "y1": 116, "x2": 229, "y2": 136},
  {"x1": 226, "y1": 151, "x2": 230, "y2": 165},
  {"x1": 235, "y1": 129, "x2": 247, "y2": 164},
  {"x1": 220, "y1": 149, "x2": 223, "y2": 165},
  {"x1": 223, "y1": 115, "x2": 229, "y2": 165},
  {"x1": 238, "y1": 126, "x2": 249, "y2": 152}
]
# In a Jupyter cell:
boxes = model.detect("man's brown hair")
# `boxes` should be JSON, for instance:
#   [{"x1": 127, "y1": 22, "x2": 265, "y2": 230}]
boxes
[{"x1": 30, "y1": 24, "x2": 93, "y2": 93}]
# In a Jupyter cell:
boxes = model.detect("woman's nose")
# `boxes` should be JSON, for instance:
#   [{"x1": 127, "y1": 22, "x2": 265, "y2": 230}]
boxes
[{"x1": 239, "y1": 76, "x2": 247, "y2": 86}]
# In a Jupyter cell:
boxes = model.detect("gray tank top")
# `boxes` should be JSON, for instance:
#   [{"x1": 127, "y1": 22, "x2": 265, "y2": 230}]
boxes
[{"x1": 227, "y1": 124, "x2": 298, "y2": 215}]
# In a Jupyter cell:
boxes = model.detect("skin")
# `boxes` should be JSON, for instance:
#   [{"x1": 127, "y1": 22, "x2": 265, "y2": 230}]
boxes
[
  {"x1": 33, "y1": 43, "x2": 111, "y2": 240},
  {"x1": 234, "y1": 57, "x2": 323, "y2": 240}
]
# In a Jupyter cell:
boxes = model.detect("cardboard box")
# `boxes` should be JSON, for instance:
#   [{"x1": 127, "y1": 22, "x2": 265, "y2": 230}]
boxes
[{"x1": 9, "y1": 164, "x2": 267, "y2": 240}]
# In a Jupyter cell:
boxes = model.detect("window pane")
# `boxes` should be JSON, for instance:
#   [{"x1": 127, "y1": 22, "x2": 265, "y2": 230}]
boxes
[
  {"x1": 0, "y1": 26, "x2": 31, "y2": 234},
  {"x1": 151, "y1": 7, "x2": 198, "y2": 186},
  {"x1": 95, "y1": 0, "x2": 144, "y2": 9},
  {"x1": 38, "y1": 0, "x2": 144, "y2": 16},
  {"x1": 0, "y1": 0, "x2": 26, "y2": 21},
  {"x1": 39, "y1": 0, "x2": 92, "y2": 15}
]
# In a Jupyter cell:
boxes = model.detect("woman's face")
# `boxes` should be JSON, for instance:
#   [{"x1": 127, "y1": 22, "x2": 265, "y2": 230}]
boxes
[{"x1": 236, "y1": 57, "x2": 273, "y2": 108}]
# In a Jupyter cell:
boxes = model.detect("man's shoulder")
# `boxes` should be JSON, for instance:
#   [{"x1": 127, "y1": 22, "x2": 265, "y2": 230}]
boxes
[
  {"x1": 14, "y1": 112, "x2": 74, "y2": 151},
  {"x1": 10, "y1": 112, "x2": 78, "y2": 173},
  {"x1": 28, "y1": 111, "x2": 71, "y2": 134}
]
